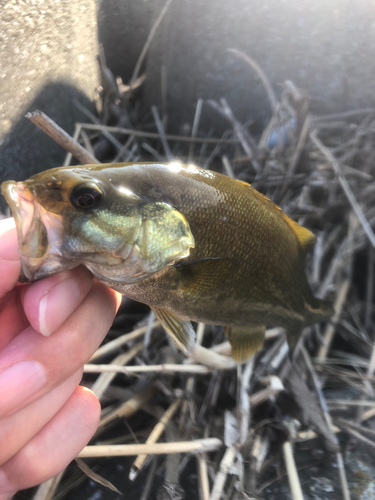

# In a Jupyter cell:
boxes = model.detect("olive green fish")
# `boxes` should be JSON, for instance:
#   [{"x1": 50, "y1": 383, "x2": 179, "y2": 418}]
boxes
[{"x1": 1, "y1": 162, "x2": 333, "y2": 362}]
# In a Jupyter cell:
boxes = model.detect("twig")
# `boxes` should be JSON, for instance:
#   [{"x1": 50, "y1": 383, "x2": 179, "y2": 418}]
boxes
[
  {"x1": 80, "y1": 129, "x2": 96, "y2": 158},
  {"x1": 336, "y1": 417, "x2": 375, "y2": 439},
  {"x1": 129, "y1": 399, "x2": 182, "y2": 480},
  {"x1": 151, "y1": 105, "x2": 173, "y2": 160},
  {"x1": 221, "y1": 98, "x2": 261, "y2": 163},
  {"x1": 161, "y1": 64, "x2": 167, "y2": 127},
  {"x1": 144, "y1": 310, "x2": 156, "y2": 351},
  {"x1": 239, "y1": 358, "x2": 254, "y2": 444},
  {"x1": 227, "y1": 49, "x2": 278, "y2": 113},
  {"x1": 63, "y1": 123, "x2": 82, "y2": 166},
  {"x1": 179, "y1": 323, "x2": 206, "y2": 430},
  {"x1": 313, "y1": 108, "x2": 375, "y2": 121},
  {"x1": 336, "y1": 454, "x2": 351, "y2": 500},
  {"x1": 209, "y1": 446, "x2": 236, "y2": 500},
  {"x1": 91, "y1": 342, "x2": 144, "y2": 400},
  {"x1": 301, "y1": 347, "x2": 351, "y2": 500},
  {"x1": 98, "y1": 385, "x2": 156, "y2": 429},
  {"x1": 279, "y1": 115, "x2": 312, "y2": 201},
  {"x1": 113, "y1": 135, "x2": 136, "y2": 162},
  {"x1": 73, "y1": 99, "x2": 127, "y2": 154},
  {"x1": 208, "y1": 98, "x2": 260, "y2": 169},
  {"x1": 33, "y1": 472, "x2": 65, "y2": 500},
  {"x1": 189, "y1": 344, "x2": 237, "y2": 370},
  {"x1": 317, "y1": 240, "x2": 347, "y2": 299},
  {"x1": 317, "y1": 279, "x2": 350, "y2": 360},
  {"x1": 74, "y1": 458, "x2": 121, "y2": 494},
  {"x1": 197, "y1": 453, "x2": 211, "y2": 500},
  {"x1": 78, "y1": 438, "x2": 223, "y2": 457},
  {"x1": 188, "y1": 98, "x2": 204, "y2": 163},
  {"x1": 85, "y1": 363, "x2": 211, "y2": 375},
  {"x1": 142, "y1": 141, "x2": 165, "y2": 161},
  {"x1": 246, "y1": 435, "x2": 260, "y2": 492},
  {"x1": 250, "y1": 379, "x2": 284, "y2": 408},
  {"x1": 258, "y1": 105, "x2": 280, "y2": 149},
  {"x1": 311, "y1": 129, "x2": 375, "y2": 248},
  {"x1": 90, "y1": 321, "x2": 160, "y2": 361},
  {"x1": 164, "y1": 420, "x2": 181, "y2": 486},
  {"x1": 80, "y1": 122, "x2": 238, "y2": 144},
  {"x1": 360, "y1": 407, "x2": 375, "y2": 422},
  {"x1": 130, "y1": 0, "x2": 174, "y2": 87},
  {"x1": 282, "y1": 441, "x2": 304, "y2": 500},
  {"x1": 365, "y1": 245, "x2": 374, "y2": 330},
  {"x1": 282, "y1": 360, "x2": 338, "y2": 452},
  {"x1": 140, "y1": 457, "x2": 158, "y2": 500},
  {"x1": 356, "y1": 333, "x2": 375, "y2": 423},
  {"x1": 26, "y1": 110, "x2": 99, "y2": 164},
  {"x1": 222, "y1": 156, "x2": 235, "y2": 178},
  {"x1": 327, "y1": 400, "x2": 375, "y2": 408},
  {"x1": 335, "y1": 422, "x2": 375, "y2": 450}
]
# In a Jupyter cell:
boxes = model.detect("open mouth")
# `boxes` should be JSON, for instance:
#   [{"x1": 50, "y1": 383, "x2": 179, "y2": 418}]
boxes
[
  {"x1": 1, "y1": 181, "x2": 49, "y2": 281},
  {"x1": 2, "y1": 181, "x2": 35, "y2": 245}
]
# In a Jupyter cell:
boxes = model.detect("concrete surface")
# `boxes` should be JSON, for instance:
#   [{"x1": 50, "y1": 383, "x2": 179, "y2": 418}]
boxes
[
  {"x1": 0, "y1": 0, "x2": 99, "y2": 208},
  {"x1": 98, "y1": 0, "x2": 375, "y2": 135}
]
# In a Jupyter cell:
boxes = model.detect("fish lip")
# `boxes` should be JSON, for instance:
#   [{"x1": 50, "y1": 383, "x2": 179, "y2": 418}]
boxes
[
  {"x1": 3, "y1": 180, "x2": 69, "y2": 282},
  {"x1": 1, "y1": 180, "x2": 34, "y2": 244},
  {"x1": 1, "y1": 181, "x2": 45, "y2": 280}
]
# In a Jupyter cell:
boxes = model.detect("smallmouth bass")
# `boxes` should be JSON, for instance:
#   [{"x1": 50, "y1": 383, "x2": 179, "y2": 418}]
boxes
[{"x1": 1, "y1": 162, "x2": 333, "y2": 361}]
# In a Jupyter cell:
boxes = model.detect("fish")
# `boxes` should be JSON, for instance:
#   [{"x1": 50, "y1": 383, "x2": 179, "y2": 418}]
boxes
[{"x1": 1, "y1": 162, "x2": 333, "y2": 362}]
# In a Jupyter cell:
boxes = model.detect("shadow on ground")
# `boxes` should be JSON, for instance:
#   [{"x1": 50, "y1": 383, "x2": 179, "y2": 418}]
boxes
[{"x1": 0, "y1": 82, "x2": 95, "y2": 213}]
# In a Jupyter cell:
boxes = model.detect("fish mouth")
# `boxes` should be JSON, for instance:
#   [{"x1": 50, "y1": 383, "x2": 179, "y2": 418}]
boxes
[
  {"x1": 2, "y1": 181, "x2": 35, "y2": 242},
  {"x1": 1, "y1": 181, "x2": 61, "y2": 281}
]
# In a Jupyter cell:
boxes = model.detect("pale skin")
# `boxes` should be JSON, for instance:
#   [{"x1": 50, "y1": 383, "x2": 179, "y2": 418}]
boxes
[{"x1": 0, "y1": 218, "x2": 122, "y2": 499}]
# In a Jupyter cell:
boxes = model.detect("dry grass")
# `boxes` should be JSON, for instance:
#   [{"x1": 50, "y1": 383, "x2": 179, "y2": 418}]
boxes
[{"x1": 22, "y1": 44, "x2": 375, "y2": 500}]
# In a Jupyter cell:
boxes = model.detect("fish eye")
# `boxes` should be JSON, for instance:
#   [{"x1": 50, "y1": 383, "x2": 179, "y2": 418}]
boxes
[{"x1": 70, "y1": 184, "x2": 103, "y2": 209}]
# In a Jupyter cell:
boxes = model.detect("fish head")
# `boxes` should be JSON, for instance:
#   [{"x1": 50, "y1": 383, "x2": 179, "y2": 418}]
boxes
[{"x1": 1, "y1": 165, "x2": 195, "y2": 283}]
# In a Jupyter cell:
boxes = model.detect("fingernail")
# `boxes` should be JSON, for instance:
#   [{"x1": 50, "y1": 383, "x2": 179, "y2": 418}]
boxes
[
  {"x1": 0, "y1": 361, "x2": 47, "y2": 416},
  {"x1": 39, "y1": 278, "x2": 81, "y2": 336}
]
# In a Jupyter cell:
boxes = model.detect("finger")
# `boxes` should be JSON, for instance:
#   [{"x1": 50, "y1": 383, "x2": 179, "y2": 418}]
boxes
[
  {"x1": 0, "y1": 369, "x2": 83, "y2": 465},
  {"x1": 0, "y1": 386, "x2": 100, "y2": 497},
  {"x1": 0, "y1": 219, "x2": 27, "y2": 350},
  {"x1": 0, "y1": 282, "x2": 121, "y2": 417},
  {"x1": 0, "y1": 288, "x2": 28, "y2": 352},
  {"x1": 0, "y1": 219, "x2": 21, "y2": 298},
  {"x1": 0, "y1": 266, "x2": 93, "y2": 351},
  {"x1": 22, "y1": 266, "x2": 94, "y2": 337}
]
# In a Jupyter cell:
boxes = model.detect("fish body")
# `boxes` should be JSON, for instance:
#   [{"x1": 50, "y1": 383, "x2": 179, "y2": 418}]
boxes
[{"x1": 1, "y1": 162, "x2": 333, "y2": 361}]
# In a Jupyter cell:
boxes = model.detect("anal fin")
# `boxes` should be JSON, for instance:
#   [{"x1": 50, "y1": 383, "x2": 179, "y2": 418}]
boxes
[
  {"x1": 151, "y1": 306, "x2": 196, "y2": 354},
  {"x1": 226, "y1": 325, "x2": 265, "y2": 363}
]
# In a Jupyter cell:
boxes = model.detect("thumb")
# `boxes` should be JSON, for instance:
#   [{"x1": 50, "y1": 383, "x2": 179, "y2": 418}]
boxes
[{"x1": 0, "y1": 219, "x2": 21, "y2": 299}]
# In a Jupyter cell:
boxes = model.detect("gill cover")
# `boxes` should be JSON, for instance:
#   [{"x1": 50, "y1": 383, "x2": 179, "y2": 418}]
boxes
[
  {"x1": 86, "y1": 201, "x2": 195, "y2": 284},
  {"x1": 138, "y1": 202, "x2": 195, "y2": 272}
]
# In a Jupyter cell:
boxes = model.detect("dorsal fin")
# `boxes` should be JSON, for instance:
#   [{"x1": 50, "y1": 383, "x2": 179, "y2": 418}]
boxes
[
  {"x1": 279, "y1": 214, "x2": 316, "y2": 257},
  {"x1": 236, "y1": 180, "x2": 316, "y2": 258}
]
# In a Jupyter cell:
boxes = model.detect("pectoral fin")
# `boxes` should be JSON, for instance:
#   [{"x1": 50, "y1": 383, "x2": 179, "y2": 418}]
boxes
[
  {"x1": 226, "y1": 325, "x2": 265, "y2": 363},
  {"x1": 151, "y1": 306, "x2": 195, "y2": 354}
]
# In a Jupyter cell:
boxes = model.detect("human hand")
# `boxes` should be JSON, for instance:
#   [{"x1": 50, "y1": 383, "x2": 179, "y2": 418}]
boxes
[{"x1": 0, "y1": 218, "x2": 121, "y2": 499}]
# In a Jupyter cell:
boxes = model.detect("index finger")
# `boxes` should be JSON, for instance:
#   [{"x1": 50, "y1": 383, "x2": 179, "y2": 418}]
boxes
[{"x1": 0, "y1": 218, "x2": 21, "y2": 299}]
